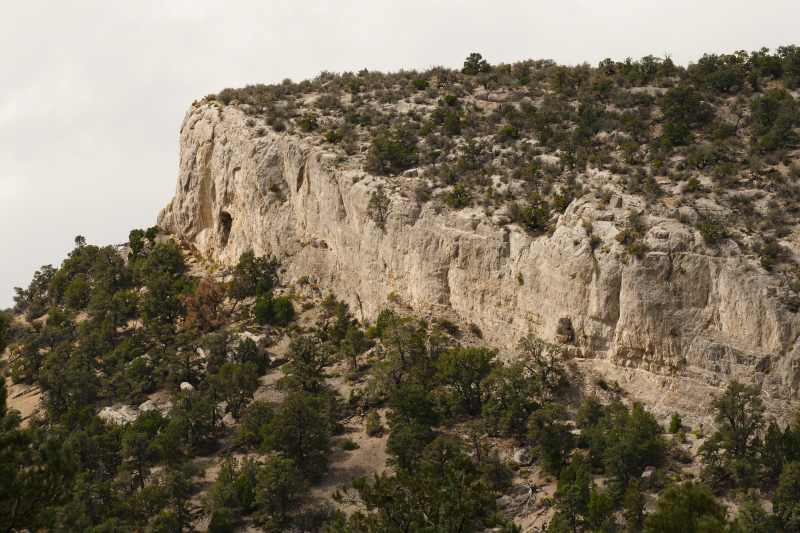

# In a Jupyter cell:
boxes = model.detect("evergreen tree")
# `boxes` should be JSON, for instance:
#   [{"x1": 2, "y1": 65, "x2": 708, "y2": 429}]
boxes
[
  {"x1": 644, "y1": 481, "x2": 735, "y2": 533},
  {"x1": 550, "y1": 451, "x2": 591, "y2": 533},
  {"x1": 0, "y1": 376, "x2": 79, "y2": 533}
]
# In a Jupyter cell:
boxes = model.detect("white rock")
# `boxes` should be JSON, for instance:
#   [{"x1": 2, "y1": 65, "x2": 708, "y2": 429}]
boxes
[
  {"x1": 180, "y1": 382, "x2": 195, "y2": 391},
  {"x1": 641, "y1": 466, "x2": 657, "y2": 489},
  {"x1": 138, "y1": 400, "x2": 157, "y2": 412},
  {"x1": 157, "y1": 104, "x2": 800, "y2": 401},
  {"x1": 99, "y1": 405, "x2": 139, "y2": 425},
  {"x1": 513, "y1": 448, "x2": 533, "y2": 466}
]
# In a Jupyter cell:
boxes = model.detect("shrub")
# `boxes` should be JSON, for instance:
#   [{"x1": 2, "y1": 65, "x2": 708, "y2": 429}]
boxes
[
  {"x1": 698, "y1": 222, "x2": 726, "y2": 245},
  {"x1": 462, "y1": 52, "x2": 491, "y2": 76},
  {"x1": 412, "y1": 79, "x2": 429, "y2": 91},
  {"x1": 517, "y1": 195, "x2": 551, "y2": 232},
  {"x1": 669, "y1": 412, "x2": 682, "y2": 434},
  {"x1": 341, "y1": 437, "x2": 358, "y2": 450},
  {"x1": 442, "y1": 113, "x2": 462, "y2": 136},
  {"x1": 444, "y1": 95, "x2": 458, "y2": 107},
  {"x1": 363, "y1": 125, "x2": 418, "y2": 174},
  {"x1": 298, "y1": 114, "x2": 318, "y2": 132},
  {"x1": 367, "y1": 188, "x2": 390, "y2": 229},
  {"x1": 445, "y1": 184, "x2": 471, "y2": 208},
  {"x1": 324, "y1": 129, "x2": 344, "y2": 143},
  {"x1": 273, "y1": 297, "x2": 295, "y2": 327},
  {"x1": 497, "y1": 125, "x2": 519, "y2": 141},
  {"x1": 365, "y1": 409, "x2": 383, "y2": 436}
]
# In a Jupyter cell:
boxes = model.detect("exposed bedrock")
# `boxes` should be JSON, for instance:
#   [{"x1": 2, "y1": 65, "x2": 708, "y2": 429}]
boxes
[{"x1": 159, "y1": 105, "x2": 800, "y2": 406}]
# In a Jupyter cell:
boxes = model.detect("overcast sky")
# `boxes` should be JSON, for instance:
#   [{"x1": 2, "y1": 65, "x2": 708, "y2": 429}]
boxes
[{"x1": 2, "y1": 0, "x2": 799, "y2": 308}]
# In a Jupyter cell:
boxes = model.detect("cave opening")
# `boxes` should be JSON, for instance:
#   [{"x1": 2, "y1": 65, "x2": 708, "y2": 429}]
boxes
[{"x1": 219, "y1": 212, "x2": 232, "y2": 247}]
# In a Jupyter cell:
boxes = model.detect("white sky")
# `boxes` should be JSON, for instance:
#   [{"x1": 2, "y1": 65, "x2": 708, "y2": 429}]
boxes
[{"x1": 2, "y1": 0, "x2": 799, "y2": 308}]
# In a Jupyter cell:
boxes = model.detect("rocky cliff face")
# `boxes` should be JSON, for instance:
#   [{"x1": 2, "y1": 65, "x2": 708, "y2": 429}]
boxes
[{"x1": 158, "y1": 104, "x2": 800, "y2": 406}]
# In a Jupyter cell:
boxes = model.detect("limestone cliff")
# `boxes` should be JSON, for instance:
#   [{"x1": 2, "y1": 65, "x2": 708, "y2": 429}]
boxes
[{"x1": 158, "y1": 104, "x2": 800, "y2": 405}]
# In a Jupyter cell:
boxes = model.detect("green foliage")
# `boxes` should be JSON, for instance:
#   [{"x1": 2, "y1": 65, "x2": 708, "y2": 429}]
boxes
[
  {"x1": 229, "y1": 250, "x2": 277, "y2": 301},
  {"x1": 412, "y1": 79, "x2": 429, "y2": 90},
  {"x1": 462, "y1": 52, "x2": 491, "y2": 76},
  {"x1": 527, "y1": 403, "x2": 575, "y2": 476},
  {"x1": 364, "y1": 125, "x2": 418, "y2": 174},
  {"x1": 750, "y1": 89, "x2": 799, "y2": 151},
  {"x1": 773, "y1": 460, "x2": 800, "y2": 532},
  {"x1": 699, "y1": 222, "x2": 727, "y2": 245},
  {"x1": 517, "y1": 195, "x2": 551, "y2": 233},
  {"x1": 733, "y1": 489, "x2": 771, "y2": 533},
  {"x1": 669, "y1": 412, "x2": 683, "y2": 433},
  {"x1": 236, "y1": 400, "x2": 274, "y2": 447},
  {"x1": 603, "y1": 404, "x2": 664, "y2": 493},
  {"x1": 0, "y1": 313, "x2": 10, "y2": 353},
  {"x1": 329, "y1": 455, "x2": 516, "y2": 533},
  {"x1": 699, "y1": 380, "x2": 764, "y2": 485},
  {"x1": 445, "y1": 183, "x2": 471, "y2": 208},
  {"x1": 622, "y1": 480, "x2": 646, "y2": 533},
  {"x1": 365, "y1": 409, "x2": 383, "y2": 436},
  {"x1": 386, "y1": 419, "x2": 432, "y2": 472},
  {"x1": 212, "y1": 362, "x2": 260, "y2": 418},
  {"x1": 65, "y1": 277, "x2": 91, "y2": 310},
  {"x1": 659, "y1": 84, "x2": 714, "y2": 145},
  {"x1": 762, "y1": 419, "x2": 800, "y2": 480},
  {"x1": 367, "y1": 187, "x2": 390, "y2": 229},
  {"x1": 0, "y1": 376, "x2": 79, "y2": 533},
  {"x1": 254, "y1": 457, "x2": 307, "y2": 526},
  {"x1": 262, "y1": 390, "x2": 332, "y2": 478},
  {"x1": 298, "y1": 113, "x2": 318, "y2": 131},
  {"x1": 253, "y1": 292, "x2": 295, "y2": 327},
  {"x1": 272, "y1": 296, "x2": 295, "y2": 326},
  {"x1": 550, "y1": 451, "x2": 590, "y2": 533},
  {"x1": 437, "y1": 346, "x2": 497, "y2": 416},
  {"x1": 553, "y1": 186, "x2": 579, "y2": 213},
  {"x1": 643, "y1": 481, "x2": 735, "y2": 533},
  {"x1": 279, "y1": 335, "x2": 336, "y2": 393}
]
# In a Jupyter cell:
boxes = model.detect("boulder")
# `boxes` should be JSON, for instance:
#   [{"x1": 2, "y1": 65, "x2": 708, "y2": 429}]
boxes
[
  {"x1": 98, "y1": 405, "x2": 139, "y2": 425},
  {"x1": 513, "y1": 448, "x2": 533, "y2": 466},
  {"x1": 180, "y1": 382, "x2": 195, "y2": 391},
  {"x1": 138, "y1": 400, "x2": 157, "y2": 412},
  {"x1": 641, "y1": 466, "x2": 657, "y2": 489}
]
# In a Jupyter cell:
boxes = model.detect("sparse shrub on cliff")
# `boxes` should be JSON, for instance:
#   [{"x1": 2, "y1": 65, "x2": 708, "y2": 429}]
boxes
[
  {"x1": 517, "y1": 194, "x2": 551, "y2": 233},
  {"x1": 367, "y1": 187, "x2": 390, "y2": 229},
  {"x1": 698, "y1": 221, "x2": 726, "y2": 245},
  {"x1": 298, "y1": 113, "x2": 318, "y2": 131},
  {"x1": 445, "y1": 183, "x2": 471, "y2": 208},
  {"x1": 363, "y1": 125, "x2": 418, "y2": 174}
]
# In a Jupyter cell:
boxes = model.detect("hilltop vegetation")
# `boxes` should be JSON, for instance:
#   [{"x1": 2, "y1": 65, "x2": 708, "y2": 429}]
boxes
[
  {"x1": 203, "y1": 47, "x2": 800, "y2": 275},
  {"x1": 2, "y1": 47, "x2": 800, "y2": 533}
]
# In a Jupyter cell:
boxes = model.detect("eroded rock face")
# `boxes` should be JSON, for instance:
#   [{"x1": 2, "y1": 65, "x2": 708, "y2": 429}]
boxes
[{"x1": 158, "y1": 105, "x2": 800, "y2": 402}]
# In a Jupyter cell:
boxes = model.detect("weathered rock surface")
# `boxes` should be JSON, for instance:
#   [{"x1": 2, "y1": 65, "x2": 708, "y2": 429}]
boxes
[{"x1": 158, "y1": 104, "x2": 800, "y2": 406}]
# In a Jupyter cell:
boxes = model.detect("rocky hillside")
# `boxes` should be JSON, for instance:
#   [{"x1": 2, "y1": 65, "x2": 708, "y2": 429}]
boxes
[{"x1": 159, "y1": 50, "x2": 800, "y2": 406}]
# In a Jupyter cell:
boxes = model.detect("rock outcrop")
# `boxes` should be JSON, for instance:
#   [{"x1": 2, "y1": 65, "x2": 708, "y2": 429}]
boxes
[{"x1": 158, "y1": 104, "x2": 800, "y2": 404}]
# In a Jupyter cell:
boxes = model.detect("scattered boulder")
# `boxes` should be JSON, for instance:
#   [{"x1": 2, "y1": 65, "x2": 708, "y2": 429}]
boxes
[
  {"x1": 641, "y1": 466, "x2": 657, "y2": 489},
  {"x1": 138, "y1": 400, "x2": 157, "y2": 412},
  {"x1": 496, "y1": 495, "x2": 511, "y2": 509},
  {"x1": 98, "y1": 405, "x2": 139, "y2": 425},
  {"x1": 180, "y1": 382, "x2": 195, "y2": 391},
  {"x1": 513, "y1": 448, "x2": 533, "y2": 466}
]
